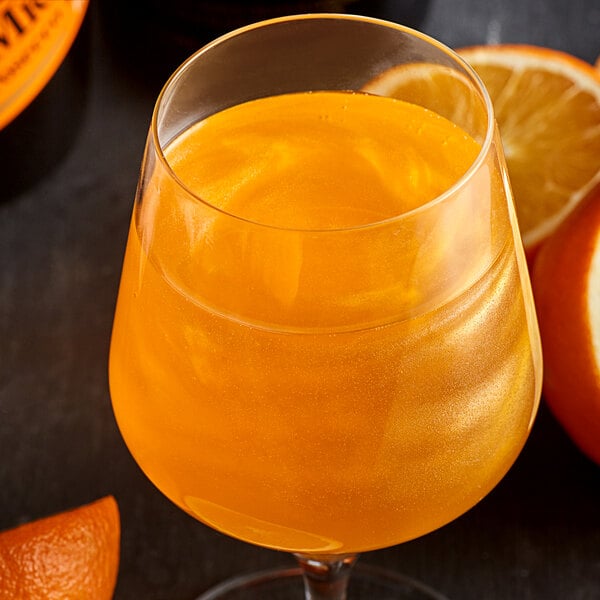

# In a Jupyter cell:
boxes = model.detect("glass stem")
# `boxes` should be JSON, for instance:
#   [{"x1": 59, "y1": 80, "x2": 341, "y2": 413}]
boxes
[{"x1": 295, "y1": 553, "x2": 358, "y2": 600}]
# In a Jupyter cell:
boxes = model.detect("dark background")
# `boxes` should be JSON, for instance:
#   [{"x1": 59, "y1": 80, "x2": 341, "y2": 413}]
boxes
[{"x1": 1, "y1": 1, "x2": 599, "y2": 598}]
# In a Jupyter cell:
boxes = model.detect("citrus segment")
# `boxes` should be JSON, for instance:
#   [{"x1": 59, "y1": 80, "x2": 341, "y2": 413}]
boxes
[
  {"x1": 0, "y1": 496, "x2": 120, "y2": 600},
  {"x1": 532, "y1": 186, "x2": 600, "y2": 465},
  {"x1": 458, "y1": 45, "x2": 600, "y2": 256},
  {"x1": 361, "y1": 62, "x2": 488, "y2": 142},
  {"x1": 362, "y1": 46, "x2": 600, "y2": 259}
]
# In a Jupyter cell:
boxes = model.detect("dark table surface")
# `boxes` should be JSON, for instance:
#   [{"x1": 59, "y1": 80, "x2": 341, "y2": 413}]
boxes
[{"x1": 1, "y1": 1, "x2": 600, "y2": 599}]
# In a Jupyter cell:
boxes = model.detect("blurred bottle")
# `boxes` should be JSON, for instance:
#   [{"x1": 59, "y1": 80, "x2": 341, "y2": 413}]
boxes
[
  {"x1": 101, "y1": 0, "x2": 429, "y2": 89},
  {"x1": 0, "y1": 0, "x2": 90, "y2": 200}
]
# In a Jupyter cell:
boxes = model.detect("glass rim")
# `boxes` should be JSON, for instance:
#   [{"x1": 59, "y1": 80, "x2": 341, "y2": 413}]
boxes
[{"x1": 150, "y1": 13, "x2": 496, "y2": 234}]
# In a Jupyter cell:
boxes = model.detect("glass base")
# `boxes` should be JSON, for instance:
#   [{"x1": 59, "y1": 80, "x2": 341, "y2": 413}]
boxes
[{"x1": 197, "y1": 563, "x2": 450, "y2": 599}]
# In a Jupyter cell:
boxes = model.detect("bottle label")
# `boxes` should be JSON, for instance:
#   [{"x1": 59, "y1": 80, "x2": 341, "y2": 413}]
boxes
[{"x1": 0, "y1": 0, "x2": 88, "y2": 130}]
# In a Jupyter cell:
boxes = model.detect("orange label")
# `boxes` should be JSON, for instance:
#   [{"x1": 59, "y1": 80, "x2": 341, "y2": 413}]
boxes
[{"x1": 0, "y1": 0, "x2": 88, "y2": 130}]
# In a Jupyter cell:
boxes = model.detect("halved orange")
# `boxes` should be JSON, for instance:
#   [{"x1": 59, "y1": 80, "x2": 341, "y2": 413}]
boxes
[
  {"x1": 458, "y1": 44, "x2": 600, "y2": 258},
  {"x1": 362, "y1": 45, "x2": 600, "y2": 260},
  {"x1": 361, "y1": 62, "x2": 488, "y2": 142},
  {"x1": 0, "y1": 496, "x2": 120, "y2": 599},
  {"x1": 532, "y1": 184, "x2": 600, "y2": 465}
]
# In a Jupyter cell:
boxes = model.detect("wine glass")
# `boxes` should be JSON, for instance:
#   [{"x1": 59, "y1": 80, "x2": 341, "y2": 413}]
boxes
[{"x1": 109, "y1": 14, "x2": 542, "y2": 599}]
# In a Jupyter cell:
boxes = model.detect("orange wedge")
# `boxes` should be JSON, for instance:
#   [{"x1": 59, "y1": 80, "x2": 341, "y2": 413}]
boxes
[
  {"x1": 532, "y1": 185, "x2": 600, "y2": 465},
  {"x1": 458, "y1": 45, "x2": 600, "y2": 258},
  {"x1": 0, "y1": 496, "x2": 120, "y2": 599}
]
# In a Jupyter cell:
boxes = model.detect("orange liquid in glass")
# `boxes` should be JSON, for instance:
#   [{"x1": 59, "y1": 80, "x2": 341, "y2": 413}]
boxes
[{"x1": 109, "y1": 92, "x2": 540, "y2": 554}]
